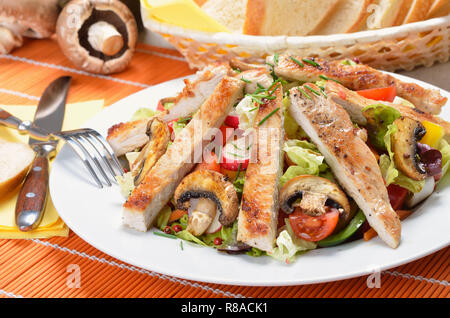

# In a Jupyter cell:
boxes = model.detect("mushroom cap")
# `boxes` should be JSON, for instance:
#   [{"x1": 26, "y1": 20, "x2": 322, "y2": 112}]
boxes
[
  {"x1": 174, "y1": 170, "x2": 239, "y2": 226},
  {"x1": 0, "y1": 0, "x2": 60, "y2": 38},
  {"x1": 280, "y1": 175, "x2": 350, "y2": 216},
  {"x1": 56, "y1": 0, "x2": 138, "y2": 74},
  {"x1": 391, "y1": 116, "x2": 427, "y2": 181}
]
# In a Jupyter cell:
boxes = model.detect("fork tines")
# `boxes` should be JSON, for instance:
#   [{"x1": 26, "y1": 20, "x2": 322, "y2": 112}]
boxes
[{"x1": 54, "y1": 128, "x2": 124, "y2": 188}]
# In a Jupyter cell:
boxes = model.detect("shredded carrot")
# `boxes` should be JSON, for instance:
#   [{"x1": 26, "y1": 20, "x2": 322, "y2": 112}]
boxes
[
  {"x1": 363, "y1": 210, "x2": 413, "y2": 241},
  {"x1": 168, "y1": 209, "x2": 187, "y2": 223}
]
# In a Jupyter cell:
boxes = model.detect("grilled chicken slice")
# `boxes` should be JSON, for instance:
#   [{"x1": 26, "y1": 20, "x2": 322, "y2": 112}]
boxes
[
  {"x1": 289, "y1": 84, "x2": 401, "y2": 248},
  {"x1": 324, "y1": 81, "x2": 450, "y2": 137},
  {"x1": 267, "y1": 54, "x2": 447, "y2": 114},
  {"x1": 236, "y1": 68, "x2": 273, "y2": 93},
  {"x1": 237, "y1": 84, "x2": 284, "y2": 252},
  {"x1": 123, "y1": 76, "x2": 245, "y2": 232},
  {"x1": 107, "y1": 63, "x2": 232, "y2": 156},
  {"x1": 107, "y1": 119, "x2": 149, "y2": 157}
]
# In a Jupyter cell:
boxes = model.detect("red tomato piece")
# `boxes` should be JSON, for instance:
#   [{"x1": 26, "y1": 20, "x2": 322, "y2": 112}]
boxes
[
  {"x1": 195, "y1": 152, "x2": 221, "y2": 173},
  {"x1": 224, "y1": 114, "x2": 239, "y2": 129},
  {"x1": 288, "y1": 208, "x2": 339, "y2": 242},
  {"x1": 356, "y1": 86, "x2": 397, "y2": 102},
  {"x1": 387, "y1": 184, "x2": 409, "y2": 210}
]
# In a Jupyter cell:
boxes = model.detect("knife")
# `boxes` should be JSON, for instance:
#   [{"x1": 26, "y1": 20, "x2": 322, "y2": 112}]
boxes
[{"x1": 15, "y1": 76, "x2": 72, "y2": 232}]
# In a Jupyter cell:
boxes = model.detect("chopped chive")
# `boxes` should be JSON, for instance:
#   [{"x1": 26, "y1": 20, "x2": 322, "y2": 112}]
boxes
[
  {"x1": 257, "y1": 83, "x2": 265, "y2": 89},
  {"x1": 246, "y1": 143, "x2": 253, "y2": 150},
  {"x1": 176, "y1": 117, "x2": 191, "y2": 123},
  {"x1": 154, "y1": 231, "x2": 177, "y2": 239},
  {"x1": 240, "y1": 77, "x2": 252, "y2": 83},
  {"x1": 235, "y1": 163, "x2": 242, "y2": 182},
  {"x1": 319, "y1": 74, "x2": 341, "y2": 84},
  {"x1": 304, "y1": 85, "x2": 321, "y2": 96},
  {"x1": 228, "y1": 152, "x2": 245, "y2": 158},
  {"x1": 231, "y1": 142, "x2": 242, "y2": 150},
  {"x1": 265, "y1": 62, "x2": 274, "y2": 68},
  {"x1": 302, "y1": 58, "x2": 321, "y2": 68},
  {"x1": 289, "y1": 56, "x2": 304, "y2": 67},
  {"x1": 249, "y1": 106, "x2": 259, "y2": 112},
  {"x1": 298, "y1": 87, "x2": 312, "y2": 100},
  {"x1": 180, "y1": 240, "x2": 184, "y2": 250},
  {"x1": 268, "y1": 83, "x2": 281, "y2": 96},
  {"x1": 217, "y1": 145, "x2": 223, "y2": 163},
  {"x1": 258, "y1": 107, "x2": 280, "y2": 126},
  {"x1": 273, "y1": 53, "x2": 279, "y2": 65}
]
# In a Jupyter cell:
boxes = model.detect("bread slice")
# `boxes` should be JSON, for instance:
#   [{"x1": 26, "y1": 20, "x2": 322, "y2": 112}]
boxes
[
  {"x1": 393, "y1": 0, "x2": 413, "y2": 25},
  {"x1": 199, "y1": 0, "x2": 248, "y2": 33},
  {"x1": 243, "y1": 0, "x2": 339, "y2": 36},
  {"x1": 402, "y1": 0, "x2": 434, "y2": 23},
  {"x1": 313, "y1": 0, "x2": 374, "y2": 35},
  {"x1": 363, "y1": 0, "x2": 404, "y2": 29},
  {"x1": 0, "y1": 139, "x2": 35, "y2": 198},
  {"x1": 426, "y1": 0, "x2": 450, "y2": 19}
]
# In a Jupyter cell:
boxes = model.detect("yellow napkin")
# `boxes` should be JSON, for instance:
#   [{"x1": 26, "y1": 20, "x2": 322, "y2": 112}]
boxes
[
  {"x1": 0, "y1": 100, "x2": 104, "y2": 239},
  {"x1": 141, "y1": 0, "x2": 230, "y2": 33}
]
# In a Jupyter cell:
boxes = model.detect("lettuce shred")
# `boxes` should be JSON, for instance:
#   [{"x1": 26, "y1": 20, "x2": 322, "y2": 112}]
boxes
[
  {"x1": 280, "y1": 139, "x2": 327, "y2": 186},
  {"x1": 283, "y1": 97, "x2": 308, "y2": 140},
  {"x1": 116, "y1": 172, "x2": 135, "y2": 198},
  {"x1": 131, "y1": 108, "x2": 159, "y2": 121},
  {"x1": 439, "y1": 139, "x2": 450, "y2": 180},
  {"x1": 379, "y1": 124, "x2": 425, "y2": 192},
  {"x1": 268, "y1": 220, "x2": 316, "y2": 264}
]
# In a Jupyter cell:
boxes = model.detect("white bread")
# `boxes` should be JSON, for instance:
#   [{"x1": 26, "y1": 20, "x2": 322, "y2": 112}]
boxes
[
  {"x1": 313, "y1": 0, "x2": 374, "y2": 35},
  {"x1": 402, "y1": 0, "x2": 434, "y2": 23},
  {"x1": 242, "y1": 0, "x2": 339, "y2": 36},
  {"x1": 426, "y1": 0, "x2": 450, "y2": 19},
  {"x1": 200, "y1": 0, "x2": 248, "y2": 33},
  {"x1": 393, "y1": 0, "x2": 413, "y2": 25},
  {"x1": 363, "y1": 0, "x2": 404, "y2": 29},
  {"x1": 0, "y1": 139, "x2": 35, "y2": 198}
]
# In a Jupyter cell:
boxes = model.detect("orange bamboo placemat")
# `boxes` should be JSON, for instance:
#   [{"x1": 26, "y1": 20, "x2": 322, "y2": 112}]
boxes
[{"x1": 0, "y1": 38, "x2": 448, "y2": 298}]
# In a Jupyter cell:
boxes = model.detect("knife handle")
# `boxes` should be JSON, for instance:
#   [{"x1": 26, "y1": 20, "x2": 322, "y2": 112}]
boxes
[
  {"x1": 15, "y1": 153, "x2": 49, "y2": 232},
  {"x1": 0, "y1": 108, "x2": 50, "y2": 140}
]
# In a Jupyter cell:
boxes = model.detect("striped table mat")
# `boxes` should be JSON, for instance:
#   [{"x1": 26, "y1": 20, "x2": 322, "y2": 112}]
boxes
[{"x1": 0, "y1": 39, "x2": 448, "y2": 298}]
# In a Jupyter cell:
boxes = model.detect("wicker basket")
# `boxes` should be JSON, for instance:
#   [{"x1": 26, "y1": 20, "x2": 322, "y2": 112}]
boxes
[{"x1": 141, "y1": 4, "x2": 450, "y2": 72}]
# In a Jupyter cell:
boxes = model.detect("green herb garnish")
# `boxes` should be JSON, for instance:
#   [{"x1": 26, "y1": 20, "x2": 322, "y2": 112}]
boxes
[
  {"x1": 258, "y1": 107, "x2": 280, "y2": 126},
  {"x1": 298, "y1": 87, "x2": 312, "y2": 100},
  {"x1": 289, "y1": 56, "x2": 304, "y2": 67},
  {"x1": 304, "y1": 85, "x2": 321, "y2": 97},
  {"x1": 319, "y1": 74, "x2": 341, "y2": 84},
  {"x1": 235, "y1": 163, "x2": 242, "y2": 182},
  {"x1": 240, "y1": 77, "x2": 252, "y2": 83},
  {"x1": 302, "y1": 58, "x2": 321, "y2": 68},
  {"x1": 273, "y1": 53, "x2": 279, "y2": 65},
  {"x1": 154, "y1": 231, "x2": 177, "y2": 239}
]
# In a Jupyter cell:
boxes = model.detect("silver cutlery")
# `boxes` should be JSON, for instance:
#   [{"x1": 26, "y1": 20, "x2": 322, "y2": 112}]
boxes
[{"x1": 14, "y1": 76, "x2": 70, "y2": 231}]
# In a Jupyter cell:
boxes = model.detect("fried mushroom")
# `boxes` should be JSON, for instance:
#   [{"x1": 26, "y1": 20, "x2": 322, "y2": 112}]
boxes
[{"x1": 174, "y1": 170, "x2": 239, "y2": 236}]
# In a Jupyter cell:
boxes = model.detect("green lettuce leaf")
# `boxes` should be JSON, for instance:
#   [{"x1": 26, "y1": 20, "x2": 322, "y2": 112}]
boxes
[
  {"x1": 131, "y1": 108, "x2": 159, "y2": 121},
  {"x1": 115, "y1": 172, "x2": 135, "y2": 198},
  {"x1": 283, "y1": 97, "x2": 308, "y2": 140},
  {"x1": 439, "y1": 139, "x2": 450, "y2": 179},
  {"x1": 379, "y1": 124, "x2": 425, "y2": 192},
  {"x1": 362, "y1": 104, "x2": 401, "y2": 149},
  {"x1": 155, "y1": 205, "x2": 172, "y2": 230},
  {"x1": 176, "y1": 230, "x2": 208, "y2": 246},
  {"x1": 280, "y1": 139, "x2": 325, "y2": 186},
  {"x1": 268, "y1": 220, "x2": 316, "y2": 263}
]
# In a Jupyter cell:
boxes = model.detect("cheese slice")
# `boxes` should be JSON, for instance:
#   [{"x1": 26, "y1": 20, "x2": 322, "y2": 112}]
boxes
[{"x1": 142, "y1": 0, "x2": 230, "y2": 32}]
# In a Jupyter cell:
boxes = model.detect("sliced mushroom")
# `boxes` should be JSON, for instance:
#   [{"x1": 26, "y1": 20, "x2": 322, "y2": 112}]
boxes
[
  {"x1": 280, "y1": 175, "x2": 350, "y2": 219},
  {"x1": 131, "y1": 117, "x2": 170, "y2": 185},
  {"x1": 174, "y1": 170, "x2": 239, "y2": 236},
  {"x1": 391, "y1": 116, "x2": 427, "y2": 181},
  {"x1": 56, "y1": 0, "x2": 138, "y2": 74}
]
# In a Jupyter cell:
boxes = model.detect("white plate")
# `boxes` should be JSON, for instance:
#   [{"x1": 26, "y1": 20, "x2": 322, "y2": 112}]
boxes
[{"x1": 50, "y1": 73, "x2": 450, "y2": 286}]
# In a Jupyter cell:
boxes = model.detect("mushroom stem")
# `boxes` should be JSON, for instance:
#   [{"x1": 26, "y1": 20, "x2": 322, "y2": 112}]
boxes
[
  {"x1": 87, "y1": 21, "x2": 124, "y2": 56},
  {"x1": 298, "y1": 191, "x2": 328, "y2": 216},
  {"x1": 187, "y1": 198, "x2": 217, "y2": 236}
]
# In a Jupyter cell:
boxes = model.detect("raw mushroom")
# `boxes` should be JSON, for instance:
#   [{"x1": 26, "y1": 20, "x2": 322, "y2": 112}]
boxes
[
  {"x1": 391, "y1": 116, "x2": 427, "y2": 181},
  {"x1": 131, "y1": 117, "x2": 170, "y2": 186},
  {"x1": 0, "y1": 0, "x2": 60, "y2": 53},
  {"x1": 174, "y1": 170, "x2": 239, "y2": 236},
  {"x1": 280, "y1": 175, "x2": 350, "y2": 219},
  {"x1": 56, "y1": 0, "x2": 138, "y2": 74}
]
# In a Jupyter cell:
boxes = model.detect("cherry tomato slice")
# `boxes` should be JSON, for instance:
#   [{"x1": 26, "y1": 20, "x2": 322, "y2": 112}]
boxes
[
  {"x1": 356, "y1": 86, "x2": 397, "y2": 102},
  {"x1": 194, "y1": 152, "x2": 221, "y2": 173},
  {"x1": 387, "y1": 184, "x2": 409, "y2": 210},
  {"x1": 224, "y1": 114, "x2": 240, "y2": 129},
  {"x1": 288, "y1": 208, "x2": 339, "y2": 242}
]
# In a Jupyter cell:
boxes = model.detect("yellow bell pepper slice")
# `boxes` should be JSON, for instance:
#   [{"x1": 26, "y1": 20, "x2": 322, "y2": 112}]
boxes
[{"x1": 420, "y1": 120, "x2": 444, "y2": 148}]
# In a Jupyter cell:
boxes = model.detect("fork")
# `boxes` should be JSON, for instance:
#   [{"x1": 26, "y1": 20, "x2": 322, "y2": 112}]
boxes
[{"x1": 0, "y1": 109, "x2": 123, "y2": 188}]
